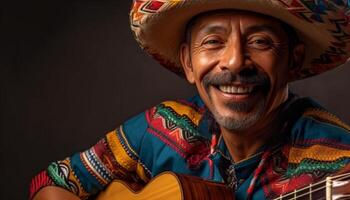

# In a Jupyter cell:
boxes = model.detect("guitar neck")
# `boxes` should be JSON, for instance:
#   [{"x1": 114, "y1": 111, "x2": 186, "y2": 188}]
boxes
[{"x1": 273, "y1": 172, "x2": 350, "y2": 200}]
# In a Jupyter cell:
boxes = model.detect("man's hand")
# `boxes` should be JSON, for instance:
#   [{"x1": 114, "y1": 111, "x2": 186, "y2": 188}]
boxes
[{"x1": 32, "y1": 186, "x2": 80, "y2": 200}]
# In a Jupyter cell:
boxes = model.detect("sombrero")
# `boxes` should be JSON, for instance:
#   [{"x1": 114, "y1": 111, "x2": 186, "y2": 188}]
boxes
[{"x1": 130, "y1": 0, "x2": 350, "y2": 81}]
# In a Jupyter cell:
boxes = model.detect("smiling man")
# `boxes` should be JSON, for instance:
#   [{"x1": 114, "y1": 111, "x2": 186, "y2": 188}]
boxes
[
  {"x1": 30, "y1": 1, "x2": 350, "y2": 200},
  {"x1": 180, "y1": 11, "x2": 304, "y2": 162}
]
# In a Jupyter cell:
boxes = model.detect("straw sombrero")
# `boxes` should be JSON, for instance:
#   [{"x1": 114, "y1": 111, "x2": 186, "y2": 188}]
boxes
[{"x1": 130, "y1": 0, "x2": 350, "y2": 81}]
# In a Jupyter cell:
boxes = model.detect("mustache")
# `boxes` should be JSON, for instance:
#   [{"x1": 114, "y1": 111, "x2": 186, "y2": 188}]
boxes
[{"x1": 203, "y1": 70, "x2": 269, "y2": 89}]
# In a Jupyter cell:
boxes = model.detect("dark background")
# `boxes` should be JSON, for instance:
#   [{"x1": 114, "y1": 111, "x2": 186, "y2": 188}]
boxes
[{"x1": 2, "y1": 2, "x2": 350, "y2": 199}]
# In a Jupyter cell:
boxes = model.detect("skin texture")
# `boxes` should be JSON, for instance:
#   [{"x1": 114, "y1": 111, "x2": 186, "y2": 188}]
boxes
[
  {"x1": 180, "y1": 11, "x2": 305, "y2": 162},
  {"x1": 32, "y1": 10, "x2": 305, "y2": 200},
  {"x1": 33, "y1": 186, "x2": 80, "y2": 200}
]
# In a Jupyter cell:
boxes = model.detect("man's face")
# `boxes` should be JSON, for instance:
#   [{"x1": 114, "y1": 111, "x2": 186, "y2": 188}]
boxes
[{"x1": 181, "y1": 11, "x2": 299, "y2": 131}]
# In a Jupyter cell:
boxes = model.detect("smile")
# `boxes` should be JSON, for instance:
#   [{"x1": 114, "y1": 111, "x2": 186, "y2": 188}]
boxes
[{"x1": 218, "y1": 85, "x2": 255, "y2": 95}]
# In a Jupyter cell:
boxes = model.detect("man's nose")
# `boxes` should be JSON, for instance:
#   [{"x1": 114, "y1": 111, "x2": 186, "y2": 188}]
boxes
[{"x1": 219, "y1": 39, "x2": 247, "y2": 73}]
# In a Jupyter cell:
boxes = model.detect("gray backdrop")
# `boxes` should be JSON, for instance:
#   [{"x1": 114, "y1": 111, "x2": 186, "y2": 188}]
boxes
[{"x1": 2, "y1": 2, "x2": 350, "y2": 200}]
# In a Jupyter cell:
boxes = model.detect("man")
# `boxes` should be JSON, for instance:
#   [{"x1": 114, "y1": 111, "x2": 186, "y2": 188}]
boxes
[{"x1": 30, "y1": 1, "x2": 350, "y2": 199}]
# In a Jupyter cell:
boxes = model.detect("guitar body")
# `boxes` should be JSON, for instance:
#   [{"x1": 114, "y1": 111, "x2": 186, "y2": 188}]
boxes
[
  {"x1": 96, "y1": 172, "x2": 234, "y2": 200},
  {"x1": 97, "y1": 166, "x2": 350, "y2": 200}
]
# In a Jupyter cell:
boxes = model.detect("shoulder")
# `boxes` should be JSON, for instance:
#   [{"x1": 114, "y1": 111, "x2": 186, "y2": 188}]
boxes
[
  {"x1": 122, "y1": 94, "x2": 206, "y2": 133},
  {"x1": 301, "y1": 107, "x2": 350, "y2": 133},
  {"x1": 121, "y1": 95, "x2": 212, "y2": 171},
  {"x1": 286, "y1": 98, "x2": 350, "y2": 176},
  {"x1": 121, "y1": 94, "x2": 209, "y2": 151},
  {"x1": 145, "y1": 95, "x2": 206, "y2": 133},
  {"x1": 290, "y1": 98, "x2": 350, "y2": 144},
  {"x1": 144, "y1": 95, "x2": 211, "y2": 149}
]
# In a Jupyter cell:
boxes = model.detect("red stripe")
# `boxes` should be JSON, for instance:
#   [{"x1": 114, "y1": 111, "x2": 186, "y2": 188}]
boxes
[
  {"x1": 247, "y1": 150, "x2": 271, "y2": 200},
  {"x1": 29, "y1": 170, "x2": 54, "y2": 199}
]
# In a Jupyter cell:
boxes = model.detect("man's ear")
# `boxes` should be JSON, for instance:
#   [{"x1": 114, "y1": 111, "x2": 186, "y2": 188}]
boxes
[
  {"x1": 288, "y1": 42, "x2": 305, "y2": 80},
  {"x1": 180, "y1": 43, "x2": 195, "y2": 84}
]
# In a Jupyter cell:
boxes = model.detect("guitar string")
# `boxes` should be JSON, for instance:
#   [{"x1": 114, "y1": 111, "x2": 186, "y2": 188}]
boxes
[
  {"x1": 274, "y1": 173, "x2": 349, "y2": 200},
  {"x1": 289, "y1": 192, "x2": 350, "y2": 200},
  {"x1": 277, "y1": 172, "x2": 350, "y2": 200},
  {"x1": 272, "y1": 171, "x2": 350, "y2": 200},
  {"x1": 274, "y1": 181, "x2": 340, "y2": 200},
  {"x1": 288, "y1": 183, "x2": 326, "y2": 200},
  {"x1": 273, "y1": 181, "x2": 331, "y2": 200},
  {"x1": 329, "y1": 171, "x2": 350, "y2": 180}
]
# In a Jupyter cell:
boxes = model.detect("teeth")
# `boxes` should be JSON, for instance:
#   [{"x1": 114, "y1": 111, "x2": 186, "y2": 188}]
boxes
[{"x1": 219, "y1": 85, "x2": 254, "y2": 94}]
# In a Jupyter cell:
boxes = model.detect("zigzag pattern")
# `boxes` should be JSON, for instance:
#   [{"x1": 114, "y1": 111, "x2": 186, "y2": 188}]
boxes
[
  {"x1": 277, "y1": 0, "x2": 350, "y2": 77},
  {"x1": 146, "y1": 101, "x2": 210, "y2": 163}
]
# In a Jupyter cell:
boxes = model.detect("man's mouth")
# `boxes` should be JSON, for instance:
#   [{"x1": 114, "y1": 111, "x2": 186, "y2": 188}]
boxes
[{"x1": 217, "y1": 84, "x2": 256, "y2": 95}]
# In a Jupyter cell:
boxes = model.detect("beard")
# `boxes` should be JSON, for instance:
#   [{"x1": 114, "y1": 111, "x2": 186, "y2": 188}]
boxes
[
  {"x1": 202, "y1": 69, "x2": 270, "y2": 131},
  {"x1": 211, "y1": 98, "x2": 266, "y2": 131}
]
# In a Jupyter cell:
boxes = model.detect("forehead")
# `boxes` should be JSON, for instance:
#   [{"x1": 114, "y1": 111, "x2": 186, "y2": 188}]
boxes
[{"x1": 189, "y1": 10, "x2": 285, "y2": 34}]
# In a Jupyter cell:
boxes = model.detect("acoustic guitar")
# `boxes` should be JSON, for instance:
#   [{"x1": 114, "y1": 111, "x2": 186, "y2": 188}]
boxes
[
  {"x1": 96, "y1": 172, "x2": 233, "y2": 200},
  {"x1": 96, "y1": 169, "x2": 350, "y2": 200}
]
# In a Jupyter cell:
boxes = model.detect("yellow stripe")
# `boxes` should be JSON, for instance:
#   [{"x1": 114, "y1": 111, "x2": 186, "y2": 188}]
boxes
[
  {"x1": 304, "y1": 109, "x2": 350, "y2": 132},
  {"x1": 119, "y1": 126, "x2": 139, "y2": 157},
  {"x1": 162, "y1": 101, "x2": 202, "y2": 126},
  {"x1": 118, "y1": 126, "x2": 149, "y2": 182},
  {"x1": 289, "y1": 144, "x2": 350, "y2": 164},
  {"x1": 136, "y1": 163, "x2": 150, "y2": 183},
  {"x1": 106, "y1": 130, "x2": 137, "y2": 171}
]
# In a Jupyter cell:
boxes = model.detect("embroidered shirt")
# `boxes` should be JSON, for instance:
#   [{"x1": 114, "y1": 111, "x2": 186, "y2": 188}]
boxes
[{"x1": 29, "y1": 94, "x2": 350, "y2": 200}]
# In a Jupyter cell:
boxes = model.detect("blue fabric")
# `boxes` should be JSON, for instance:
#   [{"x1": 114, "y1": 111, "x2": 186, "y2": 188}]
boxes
[
  {"x1": 117, "y1": 94, "x2": 350, "y2": 199},
  {"x1": 37, "y1": 94, "x2": 350, "y2": 200}
]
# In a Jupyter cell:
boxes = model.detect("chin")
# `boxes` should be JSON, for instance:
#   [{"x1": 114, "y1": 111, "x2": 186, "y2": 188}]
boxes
[{"x1": 211, "y1": 100, "x2": 266, "y2": 131}]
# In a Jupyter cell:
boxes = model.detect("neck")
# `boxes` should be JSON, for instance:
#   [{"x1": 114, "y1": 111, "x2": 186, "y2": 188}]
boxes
[{"x1": 221, "y1": 104, "x2": 285, "y2": 163}]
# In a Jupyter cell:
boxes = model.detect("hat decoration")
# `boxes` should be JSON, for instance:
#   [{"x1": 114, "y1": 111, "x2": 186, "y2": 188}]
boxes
[{"x1": 130, "y1": 0, "x2": 350, "y2": 80}]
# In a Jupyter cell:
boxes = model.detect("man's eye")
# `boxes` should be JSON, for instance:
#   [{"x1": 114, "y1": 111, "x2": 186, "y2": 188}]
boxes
[
  {"x1": 248, "y1": 37, "x2": 272, "y2": 49},
  {"x1": 203, "y1": 39, "x2": 221, "y2": 45},
  {"x1": 253, "y1": 39, "x2": 268, "y2": 45}
]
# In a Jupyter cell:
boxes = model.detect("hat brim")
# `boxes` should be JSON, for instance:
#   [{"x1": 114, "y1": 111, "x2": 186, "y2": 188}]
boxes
[{"x1": 131, "y1": 0, "x2": 350, "y2": 81}]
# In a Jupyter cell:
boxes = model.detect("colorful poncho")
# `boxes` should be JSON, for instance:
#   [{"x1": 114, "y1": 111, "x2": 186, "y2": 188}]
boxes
[{"x1": 30, "y1": 94, "x2": 350, "y2": 200}]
